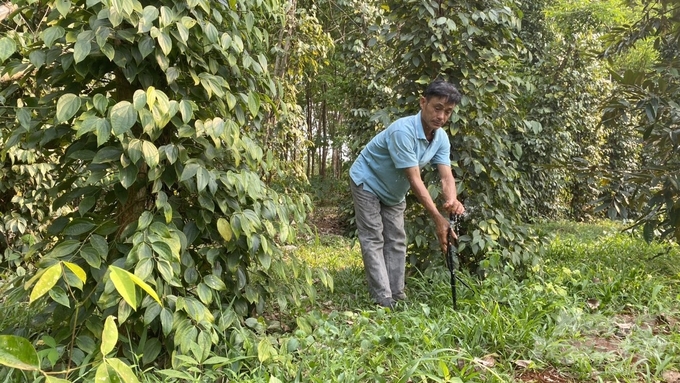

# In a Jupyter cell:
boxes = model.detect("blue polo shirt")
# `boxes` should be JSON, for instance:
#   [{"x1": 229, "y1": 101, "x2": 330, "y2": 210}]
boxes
[{"x1": 350, "y1": 111, "x2": 451, "y2": 206}]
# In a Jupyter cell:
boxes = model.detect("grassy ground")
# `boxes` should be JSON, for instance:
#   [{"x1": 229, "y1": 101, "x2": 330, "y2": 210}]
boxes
[
  {"x1": 274, "y1": 220, "x2": 680, "y2": 382},
  {"x1": 1, "y1": 221, "x2": 679, "y2": 382}
]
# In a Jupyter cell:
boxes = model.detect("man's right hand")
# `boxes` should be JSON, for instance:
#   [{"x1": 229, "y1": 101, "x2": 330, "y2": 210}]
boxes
[{"x1": 435, "y1": 214, "x2": 453, "y2": 253}]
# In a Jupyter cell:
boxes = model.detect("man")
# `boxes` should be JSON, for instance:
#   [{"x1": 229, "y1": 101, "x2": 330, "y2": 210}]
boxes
[{"x1": 349, "y1": 79, "x2": 465, "y2": 308}]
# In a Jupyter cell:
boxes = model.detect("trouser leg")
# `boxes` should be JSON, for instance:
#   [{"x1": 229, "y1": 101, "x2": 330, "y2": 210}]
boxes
[
  {"x1": 381, "y1": 201, "x2": 407, "y2": 300},
  {"x1": 350, "y1": 180, "x2": 392, "y2": 306}
]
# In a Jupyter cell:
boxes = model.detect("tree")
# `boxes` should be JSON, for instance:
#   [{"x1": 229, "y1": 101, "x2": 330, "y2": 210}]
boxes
[
  {"x1": 363, "y1": 0, "x2": 548, "y2": 271},
  {"x1": 599, "y1": 0, "x2": 680, "y2": 242},
  {"x1": 514, "y1": 0, "x2": 627, "y2": 221},
  {"x1": 0, "y1": 0, "x2": 328, "y2": 379}
]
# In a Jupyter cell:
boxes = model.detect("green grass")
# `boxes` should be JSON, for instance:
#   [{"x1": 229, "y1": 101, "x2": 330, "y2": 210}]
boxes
[
  {"x1": 260, "y1": 222, "x2": 680, "y2": 382},
  {"x1": 2, "y1": 221, "x2": 679, "y2": 382}
]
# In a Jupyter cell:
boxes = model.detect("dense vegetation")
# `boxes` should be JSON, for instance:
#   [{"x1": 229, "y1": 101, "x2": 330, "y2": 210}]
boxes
[{"x1": 0, "y1": 0, "x2": 678, "y2": 381}]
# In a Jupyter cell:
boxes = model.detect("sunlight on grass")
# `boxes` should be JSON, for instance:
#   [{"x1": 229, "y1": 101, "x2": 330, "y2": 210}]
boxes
[
  {"x1": 278, "y1": 221, "x2": 680, "y2": 382},
  {"x1": 295, "y1": 234, "x2": 363, "y2": 270}
]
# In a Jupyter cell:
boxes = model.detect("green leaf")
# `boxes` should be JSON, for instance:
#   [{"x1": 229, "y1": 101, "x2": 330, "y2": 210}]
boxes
[
  {"x1": 138, "y1": 35, "x2": 155, "y2": 59},
  {"x1": 196, "y1": 167, "x2": 209, "y2": 192},
  {"x1": 133, "y1": 90, "x2": 147, "y2": 110},
  {"x1": 107, "y1": 358, "x2": 140, "y2": 383},
  {"x1": 157, "y1": 369, "x2": 192, "y2": 380},
  {"x1": 203, "y1": 22, "x2": 218, "y2": 43},
  {"x1": 127, "y1": 272, "x2": 162, "y2": 306},
  {"x1": 56, "y1": 94, "x2": 82, "y2": 123},
  {"x1": 76, "y1": 115, "x2": 101, "y2": 137},
  {"x1": 64, "y1": 261, "x2": 86, "y2": 283},
  {"x1": 101, "y1": 43, "x2": 115, "y2": 61},
  {"x1": 157, "y1": 32, "x2": 172, "y2": 55},
  {"x1": 93, "y1": 94, "x2": 109, "y2": 114},
  {"x1": 127, "y1": 139, "x2": 143, "y2": 164},
  {"x1": 135, "y1": 256, "x2": 154, "y2": 280},
  {"x1": 110, "y1": 101, "x2": 136, "y2": 136},
  {"x1": 64, "y1": 218, "x2": 96, "y2": 236},
  {"x1": 0, "y1": 335, "x2": 40, "y2": 371},
  {"x1": 138, "y1": 211, "x2": 153, "y2": 230},
  {"x1": 29, "y1": 263, "x2": 63, "y2": 303},
  {"x1": 139, "y1": 6, "x2": 159, "y2": 33},
  {"x1": 95, "y1": 363, "x2": 118, "y2": 383},
  {"x1": 96, "y1": 119, "x2": 112, "y2": 146},
  {"x1": 203, "y1": 274, "x2": 226, "y2": 291},
  {"x1": 42, "y1": 26, "x2": 65, "y2": 48},
  {"x1": 17, "y1": 108, "x2": 31, "y2": 129},
  {"x1": 45, "y1": 377, "x2": 71, "y2": 383},
  {"x1": 160, "y1": 308, "x2": 173, "y2": 336},
  {"x1": 179, "y1": 100, "x2": 193, "y2": 123},
  {"x1": 257, "y1": 338, "x2": 272, "y2": 362},
  {"x1": 81, "y1": 246, "x2": 101, "y2": 269},
  {"x1": 28, "y1": 50, "x2": 46, "y2": 69},
  {"x1": 49, "y1": 286, "x2": 70, "y2": 307},
  {"x1": 95, "y1": 25, "x2": 111, "y2": 48},
  {"x1": 196, "y1": 283, "x2": 212, "y2": 304},
  {"x1": 74, "y1": 39, "x2": 91, "y2": 63},
  {"x1": 141, "y1": 140, "x2": 159, "y2": 168},
  {"x1": 232, "y1": 34, "x2": 243, "y2": 53},
  {"x1": 109, "y1": 266, "x2": 138, "y2": 309},
  {"x1": 119, "y1": 163, "x2": 138, "y2": 189},
  {"x1": 101, "y1": 316, "x2": 118, "y2": 355},
  {"x1": 176, "y1": 22, "x2": 189, "y2": 43},
  {"x1": 180, "y1": 163, "x2": 199, "y2": 182},
  {"x1": 47, "y1": 240, "x2": 81, "y2": 258},
  {"x1": 247, "y1": 92, "x2": 260, "y2": 117},
  {"x1": 91, "y1": 234, "x2": 109, "y2": 257},
  {"x1": 55, "y1": 0, "x2": 71, "y2": 16},
  {"x1": 216, "y1": 218, "x2": 232, "y2": 242},
  {"x1": 93, "y1": 146, "x2": 123, "y2": 164},
  {"x1": 151, "y1": 241, "x2": 175, "y2": 261}
]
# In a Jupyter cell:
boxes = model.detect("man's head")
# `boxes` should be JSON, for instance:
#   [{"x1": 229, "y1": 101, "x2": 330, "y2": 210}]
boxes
[
  {"x1": 423, "y1": 79, "x2": 462, "y2": 105},
  {"x1": 419, "y1": 79, "x2": 461, "y2": 132}
]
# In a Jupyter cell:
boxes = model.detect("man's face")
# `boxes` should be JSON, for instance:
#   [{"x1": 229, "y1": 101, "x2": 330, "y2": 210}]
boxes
[{"x1": 419, "y1": 96, "x2": 456, "y2": 131}]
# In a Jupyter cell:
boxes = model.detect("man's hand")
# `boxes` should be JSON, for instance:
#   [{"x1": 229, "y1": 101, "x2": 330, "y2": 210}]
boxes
[
  {"x1": 435, "y1": 214, "x2": 453, "y2": 253},
  {"x1": 443, "y1": 199, "x2": 465, "y2": 215}
]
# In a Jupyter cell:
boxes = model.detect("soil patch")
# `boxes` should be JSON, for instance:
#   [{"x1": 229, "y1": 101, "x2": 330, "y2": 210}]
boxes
[
  {"x1": 307, "y1": 206, "x2": 347, "y2": 236},
  {"x1": 517, "y1": 367, "x2": 575, "y2": 383}
]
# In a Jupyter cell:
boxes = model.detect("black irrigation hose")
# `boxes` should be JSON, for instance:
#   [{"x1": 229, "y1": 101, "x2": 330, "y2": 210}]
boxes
[{"x1": 445, "y1": 213, "x2": 472, "y2": 310}]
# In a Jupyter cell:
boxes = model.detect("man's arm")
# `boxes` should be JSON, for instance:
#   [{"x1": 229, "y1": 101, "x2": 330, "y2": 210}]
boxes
[
  {"x1": 437, "y1": 164, "x2": 465, "y2": 215},
  {"x1": 403, "y1": 166, "x2": 451, "y2": 252}
]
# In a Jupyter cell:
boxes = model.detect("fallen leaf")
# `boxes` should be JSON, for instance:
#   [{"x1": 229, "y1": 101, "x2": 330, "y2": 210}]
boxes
[
  {"x1": 615, "y1": 322, "x2": 633, "y2": 330},
  {"x1": 586, "y1": 299, "x2": 600, "y2": 310},
  {"x1": 474, "y1": 354, "x2": 496, "y2": 368},
  {"x1": 662, "y1": 370, "x2": 680, "y2": 383},
  {"x1": 514, "y1": 359, "x2": 534, "y2": 369}
]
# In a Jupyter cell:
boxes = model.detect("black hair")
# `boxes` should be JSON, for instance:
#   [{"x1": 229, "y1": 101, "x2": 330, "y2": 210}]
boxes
[{"x1": 423, "y1": 78, "x2": 462, "y2": 105}]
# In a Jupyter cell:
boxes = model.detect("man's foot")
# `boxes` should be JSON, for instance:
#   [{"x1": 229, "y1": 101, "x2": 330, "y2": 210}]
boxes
[
  {"x1": 393, "y1": 292, "x2": 407, "y2": 301},
  {"x1": 377, "y1": 298, "x2": 396, "y2": 310}
]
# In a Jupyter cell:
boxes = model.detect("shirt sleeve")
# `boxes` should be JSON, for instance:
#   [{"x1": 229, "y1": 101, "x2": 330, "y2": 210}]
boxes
[
  {"x1": 388, "y1": 129, "x2": 419, "y2": 169},
  {"x1": 430, "y1": 130, "x2": 451, "y2": 165}
]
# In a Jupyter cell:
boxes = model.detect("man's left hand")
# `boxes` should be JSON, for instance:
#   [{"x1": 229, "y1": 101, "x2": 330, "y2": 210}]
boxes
[{"x1": 444, "y1": 199, "x2": 465, "y2": 215}]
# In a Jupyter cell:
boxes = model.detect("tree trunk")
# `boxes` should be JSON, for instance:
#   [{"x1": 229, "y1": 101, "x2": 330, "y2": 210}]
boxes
[
  {"x1": 331, "y1": 111, "x2": 343, "y2": 178},
  {"x1": 320, "y1": 84, "x2": 328, "y2": 178},
  {"x1": 306, "y1": 81, "x2": 314, "y2": 178},
  {"x1": 263, "y1": 0, "x2": 297, "y2": 151}
]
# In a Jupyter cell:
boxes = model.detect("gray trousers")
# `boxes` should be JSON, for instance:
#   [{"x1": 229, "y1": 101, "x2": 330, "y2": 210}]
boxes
[{"x1": 350, "y1": 180, "x2": 407, "y2": 306}]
